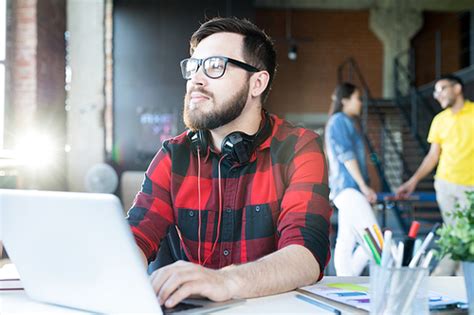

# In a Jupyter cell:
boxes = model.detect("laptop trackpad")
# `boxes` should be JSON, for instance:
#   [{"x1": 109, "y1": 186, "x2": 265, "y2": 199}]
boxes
[
  {"x1": 163, "y1": 301, "x2": 203, "y2": 314},
  {"x1": 163, "y1": 298, "x2": 245, "y2": 314}
]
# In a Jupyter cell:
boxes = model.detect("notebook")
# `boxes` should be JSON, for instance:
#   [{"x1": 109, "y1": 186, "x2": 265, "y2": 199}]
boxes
[{"x1": 0, "y1": 189, "x2": 243, "y2": 314}]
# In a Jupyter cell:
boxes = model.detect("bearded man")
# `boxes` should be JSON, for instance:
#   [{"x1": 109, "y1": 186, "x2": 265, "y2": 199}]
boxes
[{"x1": 127, "y1": 17, "x2": 332, "y2": 309}]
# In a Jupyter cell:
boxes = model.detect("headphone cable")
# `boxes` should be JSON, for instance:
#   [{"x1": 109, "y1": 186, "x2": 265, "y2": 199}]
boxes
[
  {"x1": 202, "y1": 154, "x2": 226, "y2": 266},
  {"x1": 197, "y1": 147, "x2": 202, "y2": 265}
]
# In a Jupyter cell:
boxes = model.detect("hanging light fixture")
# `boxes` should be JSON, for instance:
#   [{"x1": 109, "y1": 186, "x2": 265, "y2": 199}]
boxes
[
  {"x1": 286, "y1": 9, "x2": 298, "y2": 61},
  {"x1": 288, "y1": 43, "x2": 298, "y2": 61}
]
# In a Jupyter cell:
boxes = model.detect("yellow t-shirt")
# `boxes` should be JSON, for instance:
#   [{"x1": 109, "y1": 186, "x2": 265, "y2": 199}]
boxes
[{"x1": 427, "y1": 100, "x2": 474, "y2": 185}]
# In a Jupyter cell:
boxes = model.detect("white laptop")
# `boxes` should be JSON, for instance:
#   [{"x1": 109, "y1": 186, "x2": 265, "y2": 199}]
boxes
[{"x1": 0, "y1": 189, "x2": 243, "y2": 314}]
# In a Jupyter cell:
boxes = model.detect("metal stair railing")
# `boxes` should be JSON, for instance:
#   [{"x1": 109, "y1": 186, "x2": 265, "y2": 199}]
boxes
[{"x1": 393, "y1": 50, "x2": 437, "y2": 154}]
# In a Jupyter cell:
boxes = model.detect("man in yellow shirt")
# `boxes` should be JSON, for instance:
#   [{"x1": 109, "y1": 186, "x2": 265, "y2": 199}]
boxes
[{"x1": 396, "y1": 74, "x2": 474, "y2": 275}]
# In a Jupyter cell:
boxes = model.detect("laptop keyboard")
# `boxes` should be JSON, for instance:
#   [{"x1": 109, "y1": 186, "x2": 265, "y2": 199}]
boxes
[{"x1": 163, "y1": 301, "x2": 203, "y2": 314}]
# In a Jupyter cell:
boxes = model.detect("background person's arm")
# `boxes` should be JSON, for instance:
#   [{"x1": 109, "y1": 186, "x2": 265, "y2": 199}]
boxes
[
  {"x1": 396, "y1": 143, "x2": 440, "y2": 197},
  {"x1": 344, "y1": 159, "x2": 377, "y2": 203},
  {"x1": 327, "y1": 115, "x2": 375, "y2": 202}
]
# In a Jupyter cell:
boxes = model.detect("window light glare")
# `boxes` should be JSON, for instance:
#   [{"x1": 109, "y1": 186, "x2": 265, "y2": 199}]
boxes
[{"x1": 15, "y1": 133, "x2": 56, "y2": 167}]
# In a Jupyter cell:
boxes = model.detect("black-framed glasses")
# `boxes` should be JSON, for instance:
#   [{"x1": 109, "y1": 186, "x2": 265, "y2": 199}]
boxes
[{"x1": 180, "y1": 56, "x2": 260, "y2": 80}]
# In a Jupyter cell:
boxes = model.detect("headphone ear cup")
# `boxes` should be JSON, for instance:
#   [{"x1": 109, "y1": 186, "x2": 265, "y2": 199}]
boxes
[
  {"x1": 221, "y1": 132, "x2": 252, "y2": 164},
  {"x1": 220, "y1": 111, "x2": 272, "y2": 164},
  {"x1": 188, "y1": 130, "x2": 208, "y2": 153}
]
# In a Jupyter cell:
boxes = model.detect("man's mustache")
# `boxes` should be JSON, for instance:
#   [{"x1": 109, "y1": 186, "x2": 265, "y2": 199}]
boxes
[{"x1": 187, "y1": 87, "x2": 213, "y2": 98}]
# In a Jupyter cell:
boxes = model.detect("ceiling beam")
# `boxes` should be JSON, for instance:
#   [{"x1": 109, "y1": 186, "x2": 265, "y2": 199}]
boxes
[{"x1": 254, "y1": 0, "x2": 474, "y2": 12}]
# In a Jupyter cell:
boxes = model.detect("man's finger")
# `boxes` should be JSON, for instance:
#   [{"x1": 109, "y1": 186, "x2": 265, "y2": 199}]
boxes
[
  {"x1": 165, "y1": 280, "x2": 203, "y2": 308},
  {"x1": 151, "y1": 261, "x2": 194, "y2": 293},
  {"x1": 158, "y1": 269, "x2": 201, "y2": 305},
  {"x1": 150, "y1": 264, "x2": 179, "y2": 296}
]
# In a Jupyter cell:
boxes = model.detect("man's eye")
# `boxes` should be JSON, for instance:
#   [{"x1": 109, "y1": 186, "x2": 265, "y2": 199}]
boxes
[
  {"x1": 186, "y1": 64, "x2": 197, "y2": 72},
  {"x1": 210, "y1": 62, "x2": 224, "y2": 69}
]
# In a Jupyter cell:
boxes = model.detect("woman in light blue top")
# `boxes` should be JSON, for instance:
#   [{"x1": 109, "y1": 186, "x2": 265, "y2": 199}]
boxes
[{"x1": 325, "y1": 82, "x2": 378, "y2": 276}]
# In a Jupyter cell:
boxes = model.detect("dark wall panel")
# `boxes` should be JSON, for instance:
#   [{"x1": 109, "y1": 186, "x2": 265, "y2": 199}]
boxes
[{"x1": 113, "y1": 0, "x2": 254, "y2": 170}]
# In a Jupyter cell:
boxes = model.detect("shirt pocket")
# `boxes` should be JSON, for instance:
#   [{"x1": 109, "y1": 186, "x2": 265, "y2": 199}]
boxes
[
  {"x1": 244, "y1": 203, "x2": 275, "y2": 240},
  {"x1": 177, "y1": 208, "x2": 218, "y2": 241}
]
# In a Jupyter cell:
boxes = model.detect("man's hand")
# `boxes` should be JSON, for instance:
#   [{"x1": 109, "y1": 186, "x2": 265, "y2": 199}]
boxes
[
  {"x1": 396, "y1": 179, "x2": 417, "y2": 198},
  {"x1": 395, "y1": 143, "x2": 439, "y2": 199},
  {"x1": 150, "y1": 260, "x2": 239, "y2": 309},
  {"x1": 360, "y1": 185, "x2": 377, "y2": 204}
]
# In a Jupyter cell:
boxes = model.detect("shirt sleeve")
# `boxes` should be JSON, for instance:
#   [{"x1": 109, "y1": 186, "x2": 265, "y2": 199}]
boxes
[
  {"x1": 427, "y1": 114, "x2": 441, "y2": 144},
  {"x1": 126, "y1": 144, "x2": 175, "y2": 262},
  {"x1": 276, "y1": 130, "x2": 332, "y2": 281},
  {"x1": 327, "y1": 115, "x2": 356, "y2": 163}
]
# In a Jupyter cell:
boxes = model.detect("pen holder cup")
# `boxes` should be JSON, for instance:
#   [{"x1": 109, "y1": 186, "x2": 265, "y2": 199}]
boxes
[{"x1": 370, "y1": 263, "x2": 429, "y2": 315}]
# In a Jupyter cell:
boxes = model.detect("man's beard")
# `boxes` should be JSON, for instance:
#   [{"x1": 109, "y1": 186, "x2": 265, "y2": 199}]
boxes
[
  {"x1": 440, "y1": 96, "x2": 455, "y2": 108},
  {"x1": 183, "y1": 82, "x2": 249, "y2": 130}
]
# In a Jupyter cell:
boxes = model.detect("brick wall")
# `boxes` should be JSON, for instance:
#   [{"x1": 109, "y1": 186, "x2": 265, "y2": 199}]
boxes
[
  {"x1": 7, "y1": 0, "x2": 67, "y2": 190},
  {"x1": 256, "y1": 9, "x2": 383, "y2": 116},
  {"x1": 10, "y1": 0, "x2": 37, "y2": 140}
]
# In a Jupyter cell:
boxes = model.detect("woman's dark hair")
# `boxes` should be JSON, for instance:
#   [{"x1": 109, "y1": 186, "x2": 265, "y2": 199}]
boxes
[
  {"x1": 328, "y1": 82, "x2": 358, "y2": 116},
  {"x1": 190, "y1": 17, "x2": 276, "y2": 103}
]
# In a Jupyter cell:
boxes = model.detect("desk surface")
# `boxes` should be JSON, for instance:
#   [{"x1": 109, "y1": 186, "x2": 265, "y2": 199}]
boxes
[{"x1": 0, "y1": 264, "x2": 467, "y2": 314}]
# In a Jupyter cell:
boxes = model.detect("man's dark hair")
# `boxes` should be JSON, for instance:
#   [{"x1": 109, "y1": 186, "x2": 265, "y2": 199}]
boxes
[
  {"x1": 438, "y1": 74, "x2": 464, "y2": 92},
  {"x1": 190, "y1": 17, "x2": 277, "y2": 103}
]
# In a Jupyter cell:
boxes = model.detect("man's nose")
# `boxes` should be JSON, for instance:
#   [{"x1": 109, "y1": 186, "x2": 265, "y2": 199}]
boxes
[{"x1": 189, "y1": 66, "x2": 207, "y2": 86}]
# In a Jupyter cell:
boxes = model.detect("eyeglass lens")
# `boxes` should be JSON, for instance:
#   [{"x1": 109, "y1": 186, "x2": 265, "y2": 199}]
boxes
[{"x1": 181, "y1": 57, "x2": 227, "y2": 79}]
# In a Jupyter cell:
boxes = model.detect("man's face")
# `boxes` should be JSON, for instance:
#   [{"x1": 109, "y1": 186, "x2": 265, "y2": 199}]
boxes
[
  {"x1": 433, "y1": 79, "x2": 461, "y2": 109},
  {"x1": 183, "y1": 32, "x2": 251, "y2": 130}
]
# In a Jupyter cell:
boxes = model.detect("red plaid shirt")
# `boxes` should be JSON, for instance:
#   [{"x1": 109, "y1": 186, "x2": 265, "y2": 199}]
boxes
[{"x1": 128, "y1": 113, "x2": 332, "y2": 277}]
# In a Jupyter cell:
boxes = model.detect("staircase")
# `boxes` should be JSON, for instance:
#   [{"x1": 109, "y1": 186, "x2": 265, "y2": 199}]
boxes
[{"x1": 365, "y1": 99, "x2": 435, "y2": 192}]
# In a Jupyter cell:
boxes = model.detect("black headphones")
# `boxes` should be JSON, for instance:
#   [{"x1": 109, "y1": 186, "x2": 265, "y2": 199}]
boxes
[{"x1": 187, "y1": 111, "x2": 272, "y2": 164}]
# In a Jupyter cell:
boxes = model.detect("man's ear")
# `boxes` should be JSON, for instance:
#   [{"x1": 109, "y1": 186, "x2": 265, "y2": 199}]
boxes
[
  {"x1": 453, "y1": 83, "x2": 462, "y2": 95},
  {"x1": 249, "y1": 71, "x2": 270, "y2": 98}
]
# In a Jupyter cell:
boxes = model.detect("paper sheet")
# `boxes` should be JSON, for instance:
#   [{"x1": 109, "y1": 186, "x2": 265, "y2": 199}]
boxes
[{"x1": 300, "y1": 282, "x2": 465, "y2": 311}]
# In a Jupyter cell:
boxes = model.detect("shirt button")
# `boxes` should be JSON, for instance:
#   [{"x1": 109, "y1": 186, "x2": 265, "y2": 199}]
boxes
[
  {"x1": 225, "y1": 208, "x2": 232, "y2": 213},
  {"x1": 255, "y1": 206, "x2": 260, "y2": 212},
  {"x1": 189, "y1": 210, "x2": 195, "y2": 217},
  {"x1": 223, "y1": 249, "x2": 230, "y2": 256}
]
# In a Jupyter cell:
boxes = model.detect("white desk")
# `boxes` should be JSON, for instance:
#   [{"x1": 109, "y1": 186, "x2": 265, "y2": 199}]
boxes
[
  {"x1": 0, "y1": 264, "x2": 467, "y2": 314},
  {"x1": 220, "y1": 276, "x2": 467, "y2": 314}
]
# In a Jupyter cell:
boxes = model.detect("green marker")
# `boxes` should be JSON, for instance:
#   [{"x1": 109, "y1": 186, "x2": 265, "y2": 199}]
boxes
[{"x1": 363, "y1": 232, "x2": 381, "y2": 265}]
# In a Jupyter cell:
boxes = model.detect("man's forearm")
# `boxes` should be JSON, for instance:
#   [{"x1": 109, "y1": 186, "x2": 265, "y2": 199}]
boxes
[
  {"x1": 220, "y1": 245, "x2": 320, "y2": 299},
  {"x1": 411, "y1": 153, "x2": 438, "y2": 183}
]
